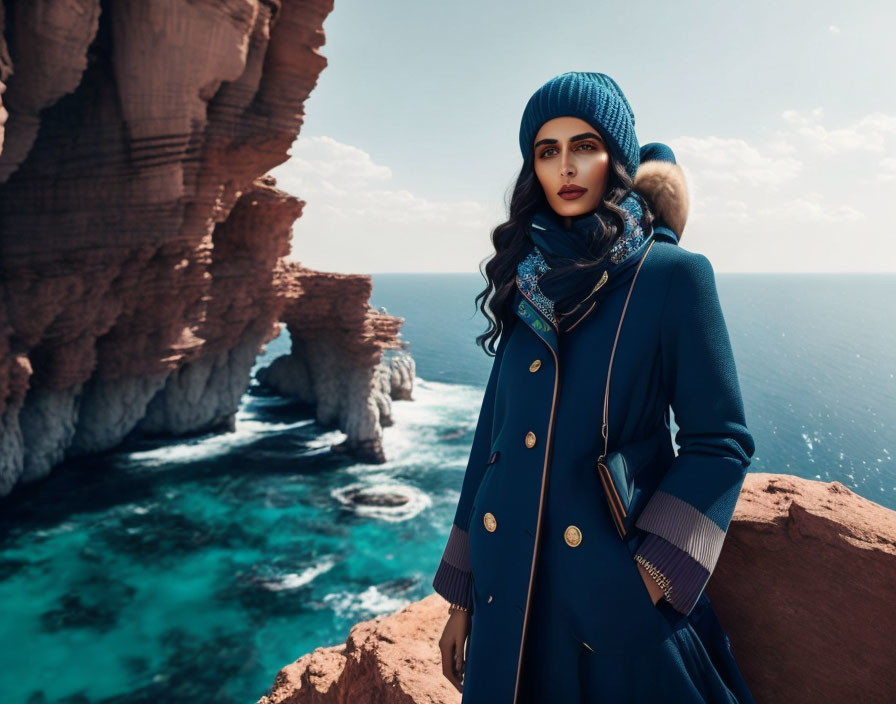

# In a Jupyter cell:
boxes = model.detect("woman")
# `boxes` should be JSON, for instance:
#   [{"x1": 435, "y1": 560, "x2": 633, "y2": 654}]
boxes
[{"x1": 432, "y1": 71, "x2": 756, "y2": 703}]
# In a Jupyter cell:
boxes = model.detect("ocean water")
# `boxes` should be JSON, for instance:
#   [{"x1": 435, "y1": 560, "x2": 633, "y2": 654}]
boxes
[{"x1": 0, "y1": 272, "x2": 893, "y2": 703}]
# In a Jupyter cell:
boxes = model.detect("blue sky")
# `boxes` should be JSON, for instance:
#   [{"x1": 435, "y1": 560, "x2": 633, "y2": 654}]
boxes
[{"x1": 268, "y1": 0, "x2": 895, "y2": 273}]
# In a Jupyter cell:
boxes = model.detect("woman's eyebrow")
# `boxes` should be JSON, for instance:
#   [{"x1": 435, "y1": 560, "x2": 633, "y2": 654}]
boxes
[{"x1": 533, "y1": 132, "x2": 604, "y2": 149}]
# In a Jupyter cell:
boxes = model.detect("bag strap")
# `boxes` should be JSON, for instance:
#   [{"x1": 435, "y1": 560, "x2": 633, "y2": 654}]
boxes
[{"x1": 598, "y1": 239, "x2": 655, "y2": 463}]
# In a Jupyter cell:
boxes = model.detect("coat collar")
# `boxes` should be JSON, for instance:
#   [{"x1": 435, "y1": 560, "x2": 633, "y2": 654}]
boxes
[{"x1": 514, "y1": 231, "x2": 655, "y2": 355}]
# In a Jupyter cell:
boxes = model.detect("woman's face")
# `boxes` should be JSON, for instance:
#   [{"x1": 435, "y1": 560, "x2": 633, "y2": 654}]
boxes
[{"x1": 532, "y1": 116, "x2": 610, "y2": 220}]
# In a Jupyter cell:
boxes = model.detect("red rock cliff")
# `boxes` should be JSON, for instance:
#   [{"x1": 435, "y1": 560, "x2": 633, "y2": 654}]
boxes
[{"x1": 0, "y1": 0, "x2": 412, "y2": 496}]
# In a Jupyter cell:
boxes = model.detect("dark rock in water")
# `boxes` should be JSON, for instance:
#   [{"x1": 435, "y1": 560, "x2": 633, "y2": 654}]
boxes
[
  {"x1": 331, "y1": 437, "x2": 387, "y2": 464},
  {"x1": 343, "y1": 487, "x2": 409, "y2": 508}
]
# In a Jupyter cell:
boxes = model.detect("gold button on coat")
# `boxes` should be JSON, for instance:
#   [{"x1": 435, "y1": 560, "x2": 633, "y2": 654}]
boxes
[
  {"x1": 564, "y1": 525, "x2": 583, "y2": 547},
  {"x1": 529, "y1": 359, "x2": 542, "y2": 372},
  {"x1": 483, "y1": 512, "x2": 497, "y2": 532},
  {"x1": 525, "y1": 431, "x2": 536, "y2": 448}
]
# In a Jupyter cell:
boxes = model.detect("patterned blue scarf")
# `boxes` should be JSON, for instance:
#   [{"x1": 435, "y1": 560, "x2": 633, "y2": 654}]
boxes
[{"x1": 524, "y1": 190, "x2": 650, "y2": 321}]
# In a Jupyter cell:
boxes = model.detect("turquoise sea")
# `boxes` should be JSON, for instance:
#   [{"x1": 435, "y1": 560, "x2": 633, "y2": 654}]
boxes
[{"x1": 1, "y1": 272, "x2": 894, "y2": 703}]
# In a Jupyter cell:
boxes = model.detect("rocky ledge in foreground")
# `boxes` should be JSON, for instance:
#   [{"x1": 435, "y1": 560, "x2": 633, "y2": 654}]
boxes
[{"x1": 258, "y1": 472, "x2": 896, "y2": 704}]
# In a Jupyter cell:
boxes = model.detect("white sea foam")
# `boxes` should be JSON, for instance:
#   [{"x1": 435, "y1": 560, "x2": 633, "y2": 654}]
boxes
[
  {"x1": 32, "y1": 522, "x2": 78, "y2": 538},
  {"x1": 304, "y1": 429, "x2": 348, "y2": 450},
  {"x1": 322, "y1": 584, "x2": 409, "y2": 619},
  {"x1": 330, "y1": 481, "x2": 432, "y2": 522},
  {"x1": 122, "y1": 375, "x2": 477, "y2": 476},
  {"x1": 259, "y1": 558, "x2": 337, "y2": 591},
  {"x1": 123, "y1": 412, "x2": 322, "y2": 468},
  {"x1": 345, "y1": 375, "x2": 482, "y2": 480}
]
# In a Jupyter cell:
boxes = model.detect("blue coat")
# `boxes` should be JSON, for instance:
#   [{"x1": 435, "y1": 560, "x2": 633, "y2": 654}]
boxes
[{"x1": 433, "y1": 167, "x2": 755, "y2": 703}]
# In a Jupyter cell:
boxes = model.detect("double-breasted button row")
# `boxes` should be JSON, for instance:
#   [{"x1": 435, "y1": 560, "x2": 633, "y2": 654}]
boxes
[
  {"x1": 525, "y1": 359, "x2": 541, "y2": 450},
  {"x1": 482, "y1": 515, "x2": 581, "y2": 546}
]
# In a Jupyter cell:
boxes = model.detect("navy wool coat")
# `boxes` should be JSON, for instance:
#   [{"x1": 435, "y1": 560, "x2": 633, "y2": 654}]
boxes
[{"x1": 432, "y1": 169, "x2": 755, "y2": 703}]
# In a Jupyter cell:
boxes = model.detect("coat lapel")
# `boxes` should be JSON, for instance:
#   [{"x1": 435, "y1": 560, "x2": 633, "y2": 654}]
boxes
[
  {"x1": 514, "y1": 246, "x2": 559, "y2": 355},
  {"x1": 514, "y1": 287, "x2": 559, "y2": 356}
]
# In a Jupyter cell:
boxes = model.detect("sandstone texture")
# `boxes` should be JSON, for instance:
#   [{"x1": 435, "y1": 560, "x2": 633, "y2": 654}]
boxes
[
  {"x1": 256, "y1": 266, "x2": 413, "y2": 464},
  {"x1": 259, "y1": 473, "x2": 896, "y2": 704},
  {"x1": 0, "y1": 0, "x2": 413, "y2": 496}
]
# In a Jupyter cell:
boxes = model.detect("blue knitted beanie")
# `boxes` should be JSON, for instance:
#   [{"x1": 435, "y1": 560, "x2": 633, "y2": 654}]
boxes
[
  {"x1": 639, "y1": 141, "x2": 676, "y2": 165},
  {"x1": 519, "y1": 71, "x2": 640, "y2": 180}
]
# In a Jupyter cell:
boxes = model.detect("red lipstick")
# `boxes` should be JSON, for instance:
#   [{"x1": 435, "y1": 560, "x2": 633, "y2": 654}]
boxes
[{"x1": 558, "y1": 184, "x2": 587, "y2": 200}]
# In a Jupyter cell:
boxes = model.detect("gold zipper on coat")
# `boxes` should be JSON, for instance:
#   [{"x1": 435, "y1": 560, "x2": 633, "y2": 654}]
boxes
[{"x1": 511, "y1": 318, "x2": 561, "y2": 704}]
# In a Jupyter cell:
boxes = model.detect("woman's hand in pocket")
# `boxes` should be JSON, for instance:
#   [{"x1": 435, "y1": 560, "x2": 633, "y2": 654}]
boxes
[{"x1": 635, "y1": 560, "x2": 665, "y2": 606}]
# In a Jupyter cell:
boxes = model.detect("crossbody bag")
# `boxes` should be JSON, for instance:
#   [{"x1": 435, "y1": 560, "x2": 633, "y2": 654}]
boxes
[{"x1": 595, "y1": 238, "x2": 658, "y2": 540}]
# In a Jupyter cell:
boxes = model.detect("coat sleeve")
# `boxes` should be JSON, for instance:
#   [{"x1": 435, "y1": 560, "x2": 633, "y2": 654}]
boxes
[
  {"x1": 632, "y1": 252, "x2": 755, "y2": 617},
  {"x1": 431, "y1": 325, "x2": 511, "y2": 613}
]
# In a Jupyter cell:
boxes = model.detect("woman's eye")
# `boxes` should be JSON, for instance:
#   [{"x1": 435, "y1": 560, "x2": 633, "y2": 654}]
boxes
[{"x1": 539, "y1": 143, "x2": 598, "y2": 158}]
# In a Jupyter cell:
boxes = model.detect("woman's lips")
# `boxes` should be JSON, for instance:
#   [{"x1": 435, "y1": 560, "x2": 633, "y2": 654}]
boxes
[{"x1": 558, "y1": 188, "x2": 586, "y2": 200}]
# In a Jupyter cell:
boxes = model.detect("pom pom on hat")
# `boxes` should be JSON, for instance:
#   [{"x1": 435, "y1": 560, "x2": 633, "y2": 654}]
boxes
[{"x1": 639, "y1": 142, "x2": 676, "y2": 165}]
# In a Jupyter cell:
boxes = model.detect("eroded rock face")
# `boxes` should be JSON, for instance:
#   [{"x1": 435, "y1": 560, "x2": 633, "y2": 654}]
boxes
[
  {"x1": 0, "y1": 0, "x2": 411, "y2": 496},
  {"x1": 258, "y1": 473, "x2": 896, "y2": 704},
  {"x1": 256, "y1": 267, "x2": 414, "y2": 463}
]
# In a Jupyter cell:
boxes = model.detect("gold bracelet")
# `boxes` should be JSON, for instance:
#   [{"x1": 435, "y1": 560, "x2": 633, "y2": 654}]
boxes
[
  {"x1": 448, "y1": 602, "x2": 470, "y2": 614},
  {"x1": 634, "y1": 553, "x2": 673, "y2": 601}
]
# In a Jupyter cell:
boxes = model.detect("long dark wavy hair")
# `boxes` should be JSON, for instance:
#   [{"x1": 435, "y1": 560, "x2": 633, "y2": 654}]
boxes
[{"x1": 474, "y1": 153, "x2": 654, "y2": 355}]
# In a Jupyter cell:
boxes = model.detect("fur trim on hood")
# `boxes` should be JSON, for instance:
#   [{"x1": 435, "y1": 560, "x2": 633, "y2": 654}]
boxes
[{"x1": 633, "y1": 160, "x2": 689, "y2": 242}]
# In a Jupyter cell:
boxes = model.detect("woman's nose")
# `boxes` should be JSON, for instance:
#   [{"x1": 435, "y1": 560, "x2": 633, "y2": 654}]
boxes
[{"x1": 560, "y1": 158, "x2": 574, "y2": 177}]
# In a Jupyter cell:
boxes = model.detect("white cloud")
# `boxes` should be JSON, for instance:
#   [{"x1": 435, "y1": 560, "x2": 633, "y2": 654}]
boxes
[
  {"x1": 669, "y1": 109, "x2": 896, "y2": 222},
  {"x1": 266, "y1": 111, "x2": 895, "y2": 274},
  {"x1": 267, "y1": 136, "x2": 502, "y2": 272},
  {"x1": 879, "y1": 156, "x2": 896, "y2": 182},
  {"x1": 780, "y1": 109, "x2": 896, "y2": 155},
  {"x1": 662, "y1": 109, "x2": 896, "y2": 270},
  {"x1": 671, "y1": 135, "x2": 803, "y2": 188},
  {"x1": 829, "y1": 24, "x2": 841, "y2": 34},
  {"x1": 756, "y1": 193, "x2": 865, "y2": 222},
  {"x1": 280, "y1": 136, "x2": 393, "y2": 190}
]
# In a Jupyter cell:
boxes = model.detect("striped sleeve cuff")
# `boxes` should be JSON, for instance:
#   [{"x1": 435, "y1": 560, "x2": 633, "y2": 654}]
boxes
[
  {"x1": 432, "y1": 523, "x2": 473, "y2": 612},
  {"x1": 634, "y1": 490, "x2": 728, "y2": 570},
  {"x1": 635, "y1": 532, "x2": 710, "y2": 616}
]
